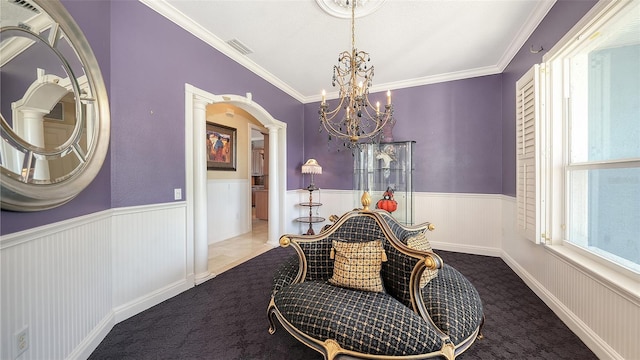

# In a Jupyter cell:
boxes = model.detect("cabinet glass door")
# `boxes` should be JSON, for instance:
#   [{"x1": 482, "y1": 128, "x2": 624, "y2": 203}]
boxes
[{"x1": 353, "y1": 141, "x2": 415, "y2": 225}]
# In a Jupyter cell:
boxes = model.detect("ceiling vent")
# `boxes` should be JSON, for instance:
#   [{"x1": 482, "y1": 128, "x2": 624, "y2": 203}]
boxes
[
  {"x1": 226, "y1": 39, "x2": 253, "y2": 55},
  {"x1": 10, "y1": 0, "x2": 40, "y2": 13}
]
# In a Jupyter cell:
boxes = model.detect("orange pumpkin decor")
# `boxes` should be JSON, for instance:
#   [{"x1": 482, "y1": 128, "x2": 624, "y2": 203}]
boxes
[{"x1": 376, "y1": 187, "x2": 398, "y2": 213}]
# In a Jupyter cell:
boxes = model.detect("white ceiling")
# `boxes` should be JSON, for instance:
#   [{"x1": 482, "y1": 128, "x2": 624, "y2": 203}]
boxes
[{"x1": 140, "y1": 0, "x2": 555, "y2": 103}]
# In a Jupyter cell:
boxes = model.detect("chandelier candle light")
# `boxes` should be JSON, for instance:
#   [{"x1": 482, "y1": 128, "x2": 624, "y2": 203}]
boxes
[{"x1": 319, "y1": 0, "x2": 395, "y2": 147}]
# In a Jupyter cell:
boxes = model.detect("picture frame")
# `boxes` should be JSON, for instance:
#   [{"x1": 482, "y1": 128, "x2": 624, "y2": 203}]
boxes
[{"x1": 206, "y1": 123, "x2": 237, "y2": 171}]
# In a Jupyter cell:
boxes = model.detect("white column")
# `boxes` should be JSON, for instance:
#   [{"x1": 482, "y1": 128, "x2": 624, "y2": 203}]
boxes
[
  {"x1": 278, "y1": 126, "x2": 288, "y2": 242},
  {"x1": 19, "y1": 108, "x2": 50, "y2": 180},
  {"x1": 193, "y1": 96, "x2": 212, "y2": 284},
  {"x1": 85, "y1": 102, "x2": 96, "y2": 150},
  {"x1": 266, "y1": 124, "x2": 280, "y2": 246},
  {"x1": 1, "y1": 135, "x2": 23, "y2": 176}
]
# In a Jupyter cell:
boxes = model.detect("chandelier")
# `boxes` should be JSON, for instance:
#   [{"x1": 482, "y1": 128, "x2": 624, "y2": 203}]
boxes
[{"x1": 319, "y1": 0, "x2": 395, "y2": 148}]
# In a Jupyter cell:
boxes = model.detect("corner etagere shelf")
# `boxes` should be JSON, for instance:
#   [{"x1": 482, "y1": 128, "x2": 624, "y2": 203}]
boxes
[{"x1": 295, "y1": 188, "x2": 325, "y2": 235}]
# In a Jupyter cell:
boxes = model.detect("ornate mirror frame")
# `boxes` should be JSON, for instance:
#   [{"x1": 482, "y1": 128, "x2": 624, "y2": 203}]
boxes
[{"x1": 0, "y1": 0, "x2": 110, "y2": 211}]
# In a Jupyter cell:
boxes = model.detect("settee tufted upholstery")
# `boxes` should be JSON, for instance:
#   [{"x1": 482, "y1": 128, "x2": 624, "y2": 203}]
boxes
[
  {"x1": 422, "y1": 264, "x2": 484, "y2": 345},
  {"x1": 268, "y1": 205, "x2": 483, "y2": 360},
  {"x1": 274, "y1": 281, "x2": 445, "y2": 357}
]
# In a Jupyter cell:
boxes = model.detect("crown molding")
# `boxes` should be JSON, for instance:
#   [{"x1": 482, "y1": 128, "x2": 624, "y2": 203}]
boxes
[
  {"x1": 139, "y1": 0, "x2": 556, "y2": 105},
  {"x1": 496, "y1": 0, "x2": 556, "y2": 71},
  {"x1": 306, "y1": 65, "x2": 502, "y2": 103},
  {"x1": 382, "y1": 65, "x2": 504, "y2": 91},
  {"x1": 138, "y1": 0, "x2": 306, "y2": 103}
]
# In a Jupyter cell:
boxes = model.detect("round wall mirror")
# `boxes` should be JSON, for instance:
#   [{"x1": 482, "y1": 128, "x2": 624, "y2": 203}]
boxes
[{"x1": 0, "y1": 0, "x2": 110, "y2": 211}]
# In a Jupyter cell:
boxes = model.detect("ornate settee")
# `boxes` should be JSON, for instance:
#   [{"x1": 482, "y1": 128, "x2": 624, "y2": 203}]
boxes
[{"x1": 267, "y1": 196, "x2": 484, "y2": 360}]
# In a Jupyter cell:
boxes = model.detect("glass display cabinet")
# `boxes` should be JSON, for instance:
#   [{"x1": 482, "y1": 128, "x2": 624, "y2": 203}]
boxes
[{"x1": 353, "y1": 141, "x2": 415, "y2": 225}]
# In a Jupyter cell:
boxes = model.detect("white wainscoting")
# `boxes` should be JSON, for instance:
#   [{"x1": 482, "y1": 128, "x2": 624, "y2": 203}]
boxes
[
  {"x1": 1, "y1": 194, "x2": 635, "y2": 360},
  {"x1": 501, "y1": 196, "x2": 639, "y2": 360},
  {"x1": 414, "y1": 192, "x2": 503, "y2": 256},
  {"x1": 0, "y1": 212, "x2": 113, "y2": 360},
  {"x1": 207, "y1": 179, "x2": 251, "y2": 244},
  {"x1": 284, "y1": 190, "x2": 503, "y2": 258},
  {"x1": 0, "y1": 202, "x2": 192, "y2": 360},
  {"x1": 111, "y1": 203, "x2": 192, "y2": 322}
]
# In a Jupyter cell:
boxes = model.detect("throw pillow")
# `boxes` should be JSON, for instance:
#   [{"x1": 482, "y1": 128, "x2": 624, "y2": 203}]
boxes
[
  {"x1": 329, "y1": 240, "x2": 387, "y2": 292},
  {"x1": 406, "y1": 233, "x2": 439, "y2": 287}
]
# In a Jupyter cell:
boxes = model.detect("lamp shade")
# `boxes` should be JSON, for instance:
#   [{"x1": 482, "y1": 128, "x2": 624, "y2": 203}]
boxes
[{"x1": 301, "y1": 159, "x2": 322, "y2": 174}]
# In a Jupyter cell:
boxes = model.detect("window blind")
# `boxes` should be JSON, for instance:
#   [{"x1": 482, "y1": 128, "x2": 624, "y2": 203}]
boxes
[{"x1": 516, "y1": 65, "x2": 541, "y2": 244}]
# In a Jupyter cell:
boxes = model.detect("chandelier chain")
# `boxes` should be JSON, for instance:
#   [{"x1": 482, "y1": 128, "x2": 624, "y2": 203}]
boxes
[
  {"x1": 318, "y1": 0, "x2": 395, "y2": 149},
  {"x1": 351, "y1": 0, "x2": 356, "y2": 54}
]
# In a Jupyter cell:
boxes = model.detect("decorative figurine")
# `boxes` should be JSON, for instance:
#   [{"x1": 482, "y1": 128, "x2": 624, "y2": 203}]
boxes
[
  {"x1": 376, "y1": 187, "x2": 398, "y2": 213},
  {"x1": 376, "y1": 144, "x2": 396, "y2": 179}
]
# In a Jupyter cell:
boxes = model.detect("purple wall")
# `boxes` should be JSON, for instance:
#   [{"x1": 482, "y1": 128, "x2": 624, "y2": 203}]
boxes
[
  {"x1": 303, "y1": 0, "x2": 596, "y2": 195},
  {"x1": 399, "y1": 76, "x2": 503, "y2": 194},
  {"x1": 109, "y1": 1, "x2": 303, "y2": 207},
  {"x1": 501, "y1": 0, "x2": 597, "y2": 196},
  {"x1": 0, "y1": 0, "x2": 596, "y2": 235},
  {"x1": 1, "y1": 0, "x2": 303, "y2": 235},
  {"x1": 300, "y1": 98, "x2": 352, "y2": 191},
  {"x1": 304, "y1": 76, "x2": 503, "y2": 193}
]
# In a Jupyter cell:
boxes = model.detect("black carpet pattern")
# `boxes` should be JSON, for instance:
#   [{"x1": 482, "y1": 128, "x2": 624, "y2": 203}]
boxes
[{"x1": 89, "y1": 248, "x2": 597, "y2": 360}]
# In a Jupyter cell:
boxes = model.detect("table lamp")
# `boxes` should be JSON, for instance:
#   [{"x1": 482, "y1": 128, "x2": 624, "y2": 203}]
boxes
[{"x1": 302, "y1": 158, "x2": 322, "y2": 190}]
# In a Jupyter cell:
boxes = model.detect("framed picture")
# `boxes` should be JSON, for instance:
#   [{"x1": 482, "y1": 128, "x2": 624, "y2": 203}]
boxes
[{"x1": 206, "y1": 123, "x2": 237, "y2": 171}]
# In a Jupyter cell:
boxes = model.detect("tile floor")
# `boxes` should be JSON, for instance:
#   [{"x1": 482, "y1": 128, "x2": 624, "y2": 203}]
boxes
[{"x1": 207, "y1": 217, "x2": 274, "y2": 276}]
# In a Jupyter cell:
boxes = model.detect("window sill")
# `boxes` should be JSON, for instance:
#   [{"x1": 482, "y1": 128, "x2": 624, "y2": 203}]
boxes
[{"x1": 544, "y1": 243, "x2": 640, "y2": 303}]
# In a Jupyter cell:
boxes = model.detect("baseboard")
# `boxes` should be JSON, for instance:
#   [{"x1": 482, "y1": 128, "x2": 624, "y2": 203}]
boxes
[
  {"x1": 431, "y1": 241, "x2": 502, "y2": 258},
  {"x1": 113, "y1": 279, "x2": 193, "y2": 323},
  {"x1": 67, "y1": 312, "x2": 115, "y2": 360},
  {"x1": 501, "y1": 251, "x2": 623, "y2": 360}
]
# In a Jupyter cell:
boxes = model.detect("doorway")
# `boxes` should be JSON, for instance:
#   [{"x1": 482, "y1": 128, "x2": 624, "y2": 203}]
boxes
[
  {"x1": 251, "y1": 128, "x2": 267, "y2": 221},
  {"x1": 185, "y1": 85, "x2": 287, "y2": 284}
]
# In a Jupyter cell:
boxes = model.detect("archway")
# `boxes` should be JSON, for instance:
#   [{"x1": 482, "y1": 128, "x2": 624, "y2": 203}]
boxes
[{"x1": 185, "y1": 84, "x2": 287, "y2": 284}]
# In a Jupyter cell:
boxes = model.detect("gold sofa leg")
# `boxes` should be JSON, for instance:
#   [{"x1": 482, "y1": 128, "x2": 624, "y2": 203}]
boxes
[
  {"x1": 442, "y1": 342, "x2": 455, "y2": 360},
  {"x1": 267, "y1": 298, "x2": 278, "y2": 335}
]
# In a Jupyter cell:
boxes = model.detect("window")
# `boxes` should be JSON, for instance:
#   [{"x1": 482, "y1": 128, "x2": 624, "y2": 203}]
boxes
[{"x1": 531, "y1": 0, "x2": 640, "y2": 274}]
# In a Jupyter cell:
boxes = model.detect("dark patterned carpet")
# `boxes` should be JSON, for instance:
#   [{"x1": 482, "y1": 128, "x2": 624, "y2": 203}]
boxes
[{"x1": 89, "y1": 247, "x2": 597, "y2": 360}]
